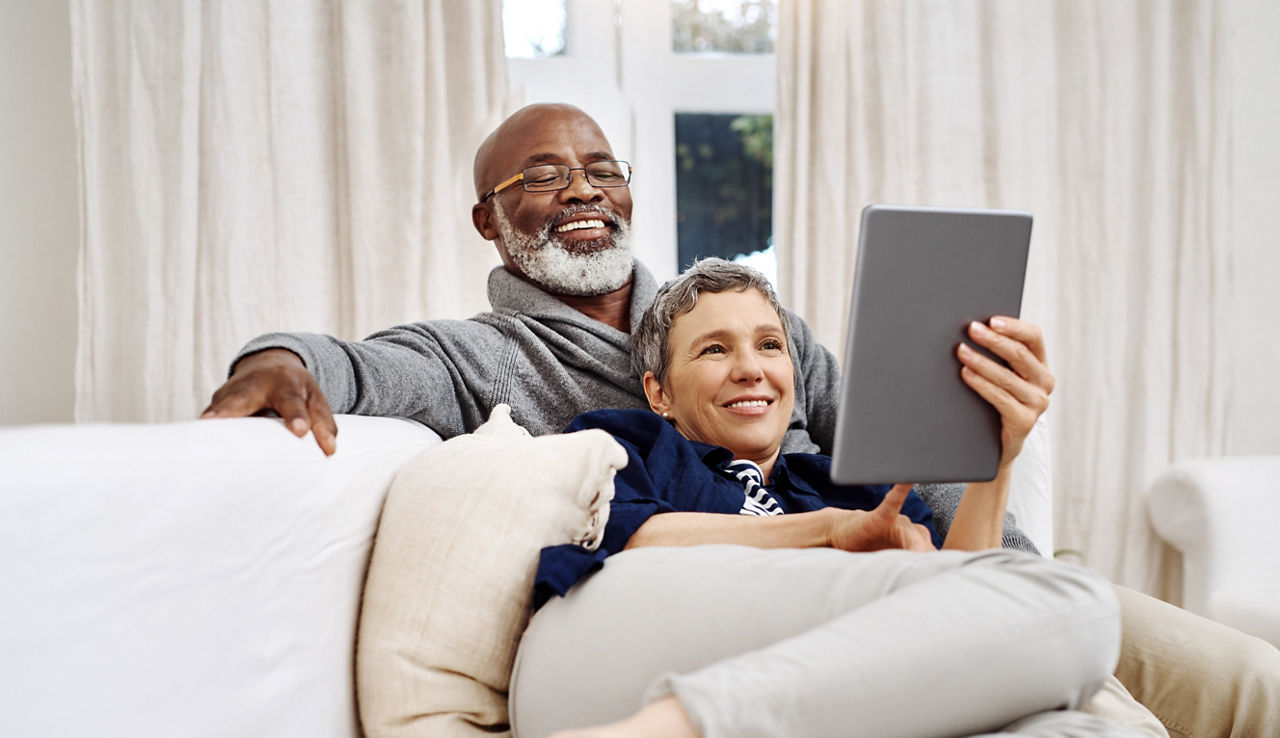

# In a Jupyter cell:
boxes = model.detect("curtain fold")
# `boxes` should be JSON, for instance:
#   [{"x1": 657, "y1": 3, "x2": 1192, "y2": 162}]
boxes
[
  {"x1": 72, "y1": 0, "x2": 507, "y2": 423},
  {"x1": 776, "y1": 0, "x2": 1231, "y2": 595}
]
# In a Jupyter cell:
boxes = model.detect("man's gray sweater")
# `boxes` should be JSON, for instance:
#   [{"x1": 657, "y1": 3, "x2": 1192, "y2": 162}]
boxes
[
  {"x1": 234, "y1": 260, "x2": 1034, "y2": 552},
  {"x1": 235, "y1": 262, "x2": 842, "y2": 451}
]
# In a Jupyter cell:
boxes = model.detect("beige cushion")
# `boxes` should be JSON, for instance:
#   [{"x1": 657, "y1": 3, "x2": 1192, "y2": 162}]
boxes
[{"x1": 356, "y1": 405, "x2": 627, "y2": 737}]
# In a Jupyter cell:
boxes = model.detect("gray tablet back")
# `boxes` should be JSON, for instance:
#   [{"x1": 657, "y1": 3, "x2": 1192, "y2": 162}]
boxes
[{"x1": 829, "y1": 205, "x2": 1032, "y2": 485}]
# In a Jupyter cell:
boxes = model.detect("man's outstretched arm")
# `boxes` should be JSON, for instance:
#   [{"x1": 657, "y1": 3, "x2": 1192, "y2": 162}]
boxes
[
  {"x1": 201, "y1": 348, "x2": 339, "y2": 455},
  {"x1": 200, "y1": 321, "x2": 507, "y2": 454}
]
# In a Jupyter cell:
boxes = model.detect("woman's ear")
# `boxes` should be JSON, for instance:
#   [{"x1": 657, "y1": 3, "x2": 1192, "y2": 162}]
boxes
[{"x1": 642, "y1": 371, "x2": 670, "y2": 416}]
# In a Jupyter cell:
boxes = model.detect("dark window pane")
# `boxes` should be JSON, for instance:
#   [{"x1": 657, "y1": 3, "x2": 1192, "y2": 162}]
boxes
[
  {"x1": 504, "y1": 0, "x2": 567, "y2": 58},
  {"x1": 672, "y1": 0, "x2": 776, "y2": 54},
  {"x1": 675, "y1": 113, "x2": 773, "y2": 278}
]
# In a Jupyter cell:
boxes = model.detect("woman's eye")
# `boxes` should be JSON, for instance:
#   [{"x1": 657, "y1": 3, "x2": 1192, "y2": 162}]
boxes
[
  {"x1": 699, "y1": 344, "x2": 725, "y2": 356},
  {"x1": 761, "y1": 339, "x2": 784, "y2": 351}
]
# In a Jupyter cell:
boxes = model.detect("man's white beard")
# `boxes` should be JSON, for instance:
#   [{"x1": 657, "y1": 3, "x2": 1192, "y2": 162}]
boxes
[{"x1": 492, "y1": 202, "x2": 633, "y2": 296}]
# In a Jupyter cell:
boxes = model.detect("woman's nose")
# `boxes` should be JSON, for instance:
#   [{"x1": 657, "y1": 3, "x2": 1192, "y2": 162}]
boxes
[{"x1": 730, "y1": 353, "x2": 764, "y2": 382}]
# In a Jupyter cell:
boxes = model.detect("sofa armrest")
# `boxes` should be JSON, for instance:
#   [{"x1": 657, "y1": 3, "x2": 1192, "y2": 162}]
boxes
[
  {"x1": 0, "y1": 415, "x2": 440, "y2": 738},
  {"x1": 1147, "y1": 456, "x2": 1280, "y2": 647}
]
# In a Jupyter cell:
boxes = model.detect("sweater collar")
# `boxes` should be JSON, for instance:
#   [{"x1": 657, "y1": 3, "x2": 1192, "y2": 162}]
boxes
[{"x1": 486, "y1": 259, "x2": 660, "y2": 336}]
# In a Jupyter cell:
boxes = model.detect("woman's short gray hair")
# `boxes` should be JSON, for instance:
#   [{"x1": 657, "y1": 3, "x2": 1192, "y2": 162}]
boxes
[{"x1": 631, "y1": 257, "x2": 788, "y2": 383}]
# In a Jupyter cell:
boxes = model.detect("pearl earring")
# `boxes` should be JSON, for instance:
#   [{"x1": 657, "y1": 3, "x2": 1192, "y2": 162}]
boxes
[{"x1": 662, "y1": 412, "x2": 670, "y2": 419}]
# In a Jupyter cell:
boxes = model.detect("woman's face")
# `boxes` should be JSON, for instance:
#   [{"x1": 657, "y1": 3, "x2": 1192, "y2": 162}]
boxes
[{"x1": 643, "y1": 288, "x2": 795, "y2": 467}]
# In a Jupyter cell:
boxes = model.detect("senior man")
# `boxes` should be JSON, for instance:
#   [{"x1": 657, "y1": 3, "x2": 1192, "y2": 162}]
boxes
[
  {"x1": 202, "y1": 102, "x2": 839, "y2": 459},
  {"x1": 203, "y1": 103, "x2": 1277, "y2": 738}
]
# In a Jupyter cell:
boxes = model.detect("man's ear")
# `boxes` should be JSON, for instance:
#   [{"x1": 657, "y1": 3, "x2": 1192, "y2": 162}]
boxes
[
  {"x1": 472, "y1": 202, "x2": 499, "y2": 241},
  {"x1": 642, "y1": 371, "x2": 670, "y2": 416}
]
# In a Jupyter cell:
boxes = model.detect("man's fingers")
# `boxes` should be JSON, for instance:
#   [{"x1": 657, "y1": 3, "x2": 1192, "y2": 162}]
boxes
[
  {"x1": 200, "y1": 388, "x2": 263, "y2": 419},
  {"x1": 308, "y1": 392, "x2": 339, "y2": 456},
  {"x1": 199, "y1": 355, "x2": 336, "y2": 455},
  {"x1": 273, "y1": 394, "x2": 313, "y2": 438},
  {"x1": 312, "y1": 419, "x2": 337, "y2": 456}
]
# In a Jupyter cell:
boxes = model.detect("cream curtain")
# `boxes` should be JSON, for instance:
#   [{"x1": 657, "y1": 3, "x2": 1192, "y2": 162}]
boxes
[
  {"x1": 72, "y1": 0, "x2": 507, "y2": 422},
  {"x1": 776, "y1": 0, "x2": 1231, "y2": 595}
]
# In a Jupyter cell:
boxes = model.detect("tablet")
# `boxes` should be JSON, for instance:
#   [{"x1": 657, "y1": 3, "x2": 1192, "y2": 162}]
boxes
[{"x1": 829, "y1": 204, "x2": 1032, "y2": 485}]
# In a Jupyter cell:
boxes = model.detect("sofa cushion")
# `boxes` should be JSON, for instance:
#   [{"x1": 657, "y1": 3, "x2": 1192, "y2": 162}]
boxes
[{"x1": 356, "y1": 404, "x2": 627, "y2": 737}]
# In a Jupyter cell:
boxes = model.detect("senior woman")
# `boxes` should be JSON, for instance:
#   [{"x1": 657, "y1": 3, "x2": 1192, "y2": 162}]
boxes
[{"x1": 509, "y1": 259, "x2": 1131, "y2": 738}]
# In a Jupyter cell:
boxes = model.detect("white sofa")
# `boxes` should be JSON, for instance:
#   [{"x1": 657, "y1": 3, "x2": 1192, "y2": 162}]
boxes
[
  {"x1": 1147, "y1": 456, "x2": 1280, "y2": 649},
  {"x1": 0, "y1": 414, "x2": 1054, "y2": 738},
  {"x1": 0, "y1": 416, "x2": 441, "y2": 738}
]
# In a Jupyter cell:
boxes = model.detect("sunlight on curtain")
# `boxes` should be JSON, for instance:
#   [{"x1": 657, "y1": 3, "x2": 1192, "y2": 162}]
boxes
[
  {"x1": 71, "y1": 0, "x2": 507, "y2": 422},
  {"x1": 775, "y1": 0, "x2": 1231, "y2": 596}
]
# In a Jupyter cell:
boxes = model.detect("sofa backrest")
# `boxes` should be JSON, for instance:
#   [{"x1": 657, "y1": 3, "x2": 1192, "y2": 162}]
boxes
[{"x1": 0, "y1": 415, "x2": 440, "y2": 738}]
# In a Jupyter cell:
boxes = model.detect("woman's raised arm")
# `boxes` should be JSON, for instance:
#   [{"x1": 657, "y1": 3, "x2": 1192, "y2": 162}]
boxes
[{"x1": 944, "y1": 316, "x2": 1054, "y2": 550}]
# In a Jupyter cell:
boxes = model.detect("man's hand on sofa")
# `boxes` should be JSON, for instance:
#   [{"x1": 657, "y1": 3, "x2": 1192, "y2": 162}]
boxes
[{"x1": 200, "y1": 348, "x2": 339, "y2": 456}]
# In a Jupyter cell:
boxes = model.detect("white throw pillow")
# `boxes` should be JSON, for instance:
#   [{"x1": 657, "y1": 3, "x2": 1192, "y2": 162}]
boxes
[{"x1": 356, "y1": 405, "x2": 626, "y2": 737}]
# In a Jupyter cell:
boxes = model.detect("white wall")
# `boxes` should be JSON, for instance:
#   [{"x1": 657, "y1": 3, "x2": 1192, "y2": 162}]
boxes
[
  {"x1": 2, "y1": 2, "x2": 1277, "y2": 443},
  {"x1": 0, "y1": 1, "x2": 77, "y2": 425},
  {"x1": 1228, "y1": 0, "x2": 1280, "y2": 454}
]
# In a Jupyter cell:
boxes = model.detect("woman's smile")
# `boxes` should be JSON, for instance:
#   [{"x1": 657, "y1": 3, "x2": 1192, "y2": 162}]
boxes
[{"x1": 720, "y1": 396, "x2": 775, "y2": 414}]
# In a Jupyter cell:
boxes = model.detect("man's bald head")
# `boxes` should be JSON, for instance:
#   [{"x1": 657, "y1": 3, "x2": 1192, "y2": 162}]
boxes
[{"x1": 472, "y1": 103, "x2": 610, "y2": 200}]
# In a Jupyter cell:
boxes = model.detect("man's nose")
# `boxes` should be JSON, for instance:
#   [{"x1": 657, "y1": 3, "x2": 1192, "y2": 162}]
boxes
[{"x1": 558, "y1": 169, "x2": 604, "y2": 202}]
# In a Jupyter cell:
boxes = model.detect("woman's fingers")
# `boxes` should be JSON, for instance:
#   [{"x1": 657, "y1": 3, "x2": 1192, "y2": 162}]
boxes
[
  {"x1": 958, "y1": 321, "x2": 1052, "y2": 410},
  {"x1": 906, "y1": 522, "x2": 936, "y2": 551},
  {"x1": 890, "y1": 515, "x2": 935, "y2": 552},
  {"x1": 960, "y1": 364, "x2": 1040, "y2": 433},
  {"x1": 876, "y1": 483, "x2": 913, "y2": 518},
  {"x1": 965, "y1": 318, "x2": 1055, "y2": 396},
  {"x1": 956, "y1": 343, "x2": 1049, "y2": 417},
  {"x1": 880, "y1": 486, "x2": 937, "y2": 552},
  {"x1": 987, "y1": 316, "x2": 1048, "y2": 365}
]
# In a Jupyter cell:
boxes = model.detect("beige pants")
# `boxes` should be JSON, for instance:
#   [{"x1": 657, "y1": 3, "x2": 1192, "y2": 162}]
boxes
[
  {"x1": 511, "y1": 546, "x2": 1128, "y2": 737},
  {"x1": 1111, "y1": 585, "x2": 1280, "y2": 738}
]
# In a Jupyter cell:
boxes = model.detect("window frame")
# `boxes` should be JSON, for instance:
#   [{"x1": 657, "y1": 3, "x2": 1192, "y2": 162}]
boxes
[{"x1": 505, "y1": 0, "x2": 776, "y2": 281}]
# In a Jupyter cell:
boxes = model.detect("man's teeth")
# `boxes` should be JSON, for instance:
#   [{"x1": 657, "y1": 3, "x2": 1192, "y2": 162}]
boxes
[
  {"x1": 725, "y1": 400, "x2": 769, "y2": 408},
  {"x1": 554, "y1": 219, "x2": 606, "y2": 233}
]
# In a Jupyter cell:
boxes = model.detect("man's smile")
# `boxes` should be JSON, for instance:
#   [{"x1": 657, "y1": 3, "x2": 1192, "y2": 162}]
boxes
[
  {"x1": 554, "y1": 218, "x2": 606, "y2": 233},
  {"x1": 549, "y1": 206, "x2": 616, "y2": 240},
  {"x1": 546, "y1": 209, "x2": 618, "y2": 250}
]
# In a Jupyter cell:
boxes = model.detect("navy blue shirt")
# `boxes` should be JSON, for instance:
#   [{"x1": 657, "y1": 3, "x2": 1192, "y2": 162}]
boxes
[{"x1": 534, "y1": 409, "x2": 941, "y2": 606}]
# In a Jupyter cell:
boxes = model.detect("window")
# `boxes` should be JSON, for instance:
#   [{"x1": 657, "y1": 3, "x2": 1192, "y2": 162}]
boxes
[
  {"x1": 672, "y1": 0, "x2": 776, "y2": 54},
  {"x1": 503, "y1": 0, "x2": 567, "y2": 58},
  {"x1": 675, "y1": 113, "x2": 773, "y2": 273},
  {"x1": 504, "y1": 0, "x2": 776, "y2": 282}
]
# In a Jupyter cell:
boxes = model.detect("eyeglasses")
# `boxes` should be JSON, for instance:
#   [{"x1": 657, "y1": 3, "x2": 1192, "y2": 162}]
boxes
[{"x1": 480, "y1": 160, "x2": 633, "y2": 203}]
